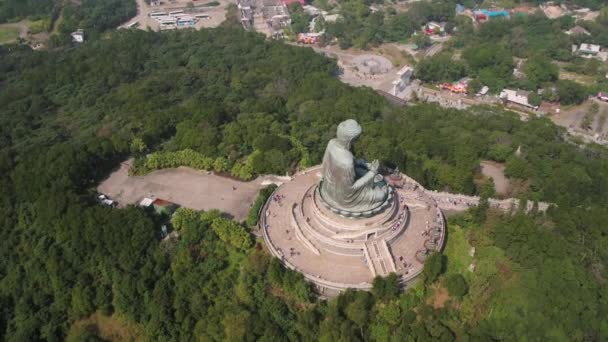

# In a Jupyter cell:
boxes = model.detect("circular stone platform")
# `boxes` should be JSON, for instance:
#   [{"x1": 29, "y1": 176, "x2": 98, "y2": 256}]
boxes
[
  {"x1": 352, "y1": 55, "x2": 393, "y2": 75},
  {"x1": 261, "y1": 166, "x2": 446, "y2": 294}
]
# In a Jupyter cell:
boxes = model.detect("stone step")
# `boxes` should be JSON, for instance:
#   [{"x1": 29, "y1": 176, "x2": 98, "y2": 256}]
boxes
[{"x1": 363, "y1": 238, "x2": 396, "y2": 277}]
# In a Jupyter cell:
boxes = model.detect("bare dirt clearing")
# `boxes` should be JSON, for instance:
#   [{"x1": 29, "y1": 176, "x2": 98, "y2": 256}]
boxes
[
  {"x1": 551, "y1": 99, "x2": 608, "y2": 135},
  {"x1": 97, "y1": 160, "x2": 285, "y2": 221}
]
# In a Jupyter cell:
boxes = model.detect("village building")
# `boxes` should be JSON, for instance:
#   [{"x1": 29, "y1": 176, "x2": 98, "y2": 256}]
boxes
[
  {"x1": 281, "y1": 0, "x2": 305, "y2": 6},
  {"x1": 578, "y1": 43, "x2": 600, "y2": 55},
  {"x1": 323, "y1": 13, "x2": 341, "y2": 23},
  {"x1": 71, "y1": 29, "x2": 84, "y2": 43},
  {"x1": 425, "y1": 21, "x2": 446, "y2": 35},
  {"x1": 474, "y1": 9, "x2": 509, "y2": 22},
  {"x1": 566, "y1": 26, "x2": 591, "y2": 36},
  {"x1": 540, "y1": 4, "x2": 569, "y2": 19},
  {"x1": 477, "y1": 86, "x2": 489, "y2": 96},
  {"x1": 500, "y1": 89, "x2": 538, "y2": 110},
  {"x1": 574, "y1": 43, "x2": 607, "y2": 61},
  {"x1": 152, "y1": 198, "x2": 178, "y2": 216},
  {"x1": 302, "y1": 5, "x2": 321, "y2": 16},
  {"x1": 237, "y1": 0, "x2": 254, "y2": 29},
  {"x1": 139, "y1": 197, "x2": 155, "y2": 208},
  {"x1": 391, "y1": 65, "x2": 413, "y2": 96},
  {"x1": 510, "y1": 6, "x2": 535, "y2": 16}
]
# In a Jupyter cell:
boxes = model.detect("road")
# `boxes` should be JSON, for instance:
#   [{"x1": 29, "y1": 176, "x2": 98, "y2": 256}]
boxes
[{"x1": 424, "y1": 42, "x2": 443, "y2": 57}]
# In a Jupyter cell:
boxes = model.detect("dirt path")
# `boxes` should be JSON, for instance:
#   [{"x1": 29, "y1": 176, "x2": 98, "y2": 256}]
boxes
[
  {"x1": 97, "y1": 160, "x2": 288, "y2": 221},
  {"x1": 480, "y1": 160, "x2": 510, "y2": 195}
]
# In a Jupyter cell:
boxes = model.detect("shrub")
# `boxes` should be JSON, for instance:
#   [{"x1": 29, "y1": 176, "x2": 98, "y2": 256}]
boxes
[
  {"x1": 246, "y1": 184, "x2": 277, "y2": 227},
  {"x1": 372, "y1": 273, "x2": 401, "y2": 301},
  {"x1": 445, "y1": 273, "x2": 468, "y2": 298},
  {"x1": 422, "y1": 253, "x2": 444, "y2": 285}
]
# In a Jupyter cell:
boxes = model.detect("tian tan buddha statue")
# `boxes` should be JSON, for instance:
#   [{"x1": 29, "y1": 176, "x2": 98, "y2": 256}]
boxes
[{"x1": 319, "y1": 119, "x2": 389, "y2": 215}]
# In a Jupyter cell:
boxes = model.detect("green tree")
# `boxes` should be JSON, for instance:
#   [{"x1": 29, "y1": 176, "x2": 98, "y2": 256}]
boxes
[
  {"x1": 422, "y1": 253, "x2": 444, "y2": 285},
  {"x1": 289, "y1": 3, "x2": 311, "y2": 34},
  {"x1": 557, "y1": 80, "x2": 588, "y2": 105},
  {"x1": 523, "y1": 55, "x2": 559, "y2": 89},
  {"x1": 412, "y1": 33, "x2": 431, "y2": 49},
  {"x1": 527, "y1": 92, "x2": 542, "y2": 107},
  {"x1": 445, "y1": 274, "x2": 468, "y2": 298},
  {"x1": 372, "y1": 273, "x2": 400, "y2": 301},
  {"x1": 130, "y1": 137, "x2": 147, "y2": 156}
]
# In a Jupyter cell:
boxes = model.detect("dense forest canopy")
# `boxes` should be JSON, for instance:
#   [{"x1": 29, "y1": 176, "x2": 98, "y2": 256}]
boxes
[
  {"x1": 0, "y1": 0, "x2": 56, "y2": 22},
  {"x1": 0, "y1": 27, "x2": 607, "y2": 340}
]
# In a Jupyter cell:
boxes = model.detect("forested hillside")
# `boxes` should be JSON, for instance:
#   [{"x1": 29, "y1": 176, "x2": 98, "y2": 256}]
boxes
[
  {"x1": 0, "y1": 0, "x2": 136, "y2": 47},
  {"x1": 0, "y1": 28, "x2": 606, "y2": 340}
]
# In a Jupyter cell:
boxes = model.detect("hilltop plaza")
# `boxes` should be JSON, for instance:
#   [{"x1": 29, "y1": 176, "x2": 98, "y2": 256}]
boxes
[{"x1": 262, "y1": 120, "x2": 446, "y2": 295}]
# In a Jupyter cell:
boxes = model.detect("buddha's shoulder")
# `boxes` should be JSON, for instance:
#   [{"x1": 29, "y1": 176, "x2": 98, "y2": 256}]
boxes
[{"x1": 327, "y1": 140, "x2": 353, "y2": 162}]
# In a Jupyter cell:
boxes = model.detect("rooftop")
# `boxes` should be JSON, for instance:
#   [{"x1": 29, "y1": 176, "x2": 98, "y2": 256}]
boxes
[
  {"x1": 566, "y1": 26, "x2": 590, "y2": 36},
  {"x1": 579, "y1": 43, "x2": 601, "y2": 53},
  {"x1": 153, "y1": 198, "x2": 175, "y2": 207}
]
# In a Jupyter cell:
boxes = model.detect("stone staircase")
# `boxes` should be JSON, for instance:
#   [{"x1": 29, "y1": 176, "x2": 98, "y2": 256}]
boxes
[{"x1": 364, "y1": 239, "x2": 396, "y2": 277}]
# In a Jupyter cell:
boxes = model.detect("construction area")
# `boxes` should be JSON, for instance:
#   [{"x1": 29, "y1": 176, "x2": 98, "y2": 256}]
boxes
[{"x1": 120, "y1": 0, "x2": 229, "y2": 31}]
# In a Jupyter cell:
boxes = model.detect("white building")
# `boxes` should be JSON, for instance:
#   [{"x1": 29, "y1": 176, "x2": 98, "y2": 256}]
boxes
[
  {"x1": 139, "y1": 197, "x2": 154, "y2": 207},
  {"x1": 71, "y1": 29, "x2": 84, "y2": 43},
  {"x1": 578, "y1": 43, "x2": 601, "y2": 55},
  {"x1": 323, "y1": 13, "x2": 341, "y2": 23},
  {"x1": 575, "y1": 43, "x2": 607, "y2": 61},
  {"x1": 426, "y1": 21, "x2": 446, "y2": 33},
  {"x1": 477, "y1": 86, "x2": 489, "y2": 96},
  {"x1": 500, "y1": 89, "x2": 538, "y2": 109},
  {"x1": 392, "y1": 65, "x2": 413, "y2": 96},
  {"x1": 303, "y1": 5, "x2": 321, "y2": 16}
]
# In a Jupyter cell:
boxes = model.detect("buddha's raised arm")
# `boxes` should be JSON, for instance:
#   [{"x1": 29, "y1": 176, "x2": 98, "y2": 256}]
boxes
[{"x1": 352, "y1": 169, "x2": 376, "y2": 190}]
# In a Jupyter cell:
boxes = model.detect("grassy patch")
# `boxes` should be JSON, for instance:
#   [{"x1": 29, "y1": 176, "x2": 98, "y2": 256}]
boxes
[
  {"x1": 29, "y1": 18, "x2": 52, "y2": 34},
  {"x1": 68, "y1": 311, "x2": 144, "y2": 342},
  {"x1": 456, "y1": 225, "x2": 513, "y2": 324},
  {"x1": 0, "y1": 27, "x2": 19, "y2": 44},
  {"x1": 444, "y1": 224, "x2": 473, "y2": 275}
]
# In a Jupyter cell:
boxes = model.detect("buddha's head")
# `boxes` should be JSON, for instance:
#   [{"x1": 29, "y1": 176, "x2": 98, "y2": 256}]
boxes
[{"x1": 336, "y1": 119, "x2": 362, "y2": 148}]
